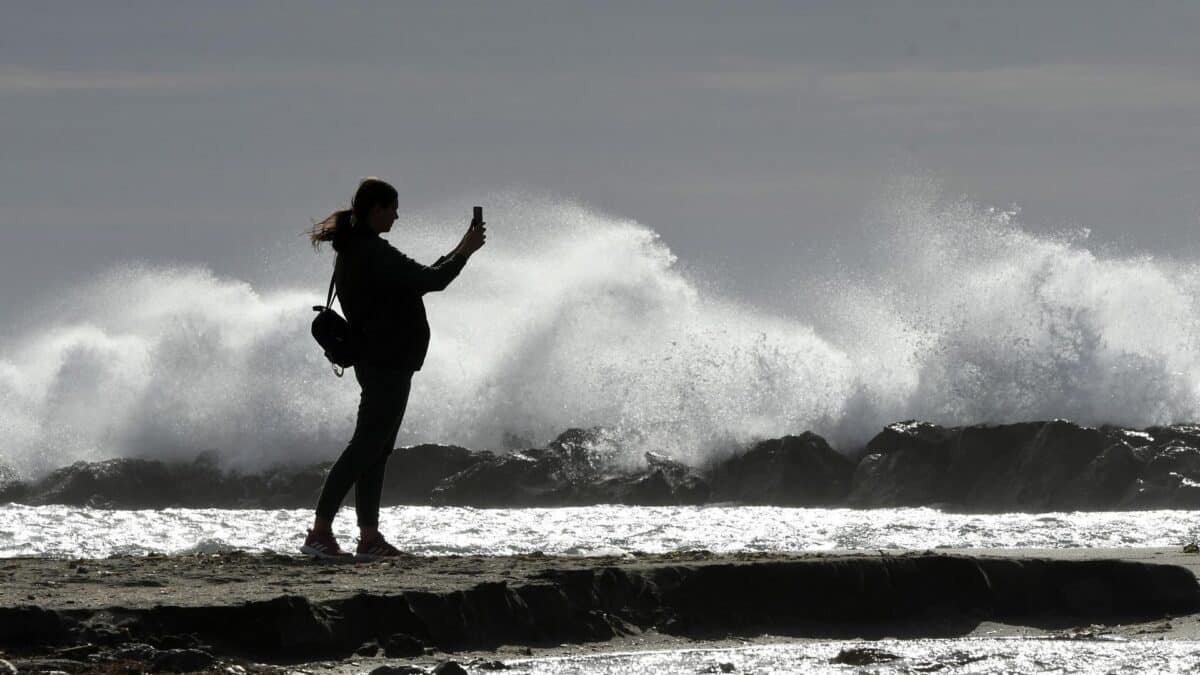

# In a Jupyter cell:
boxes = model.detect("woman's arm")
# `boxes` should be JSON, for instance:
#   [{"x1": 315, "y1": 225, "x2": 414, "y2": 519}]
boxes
[
  {"x1": 376, "y1": 244, "x2": 467, "y2": 294},
  {"x1": 375, "y1": 218, "x2": 486, "y2": 294}
]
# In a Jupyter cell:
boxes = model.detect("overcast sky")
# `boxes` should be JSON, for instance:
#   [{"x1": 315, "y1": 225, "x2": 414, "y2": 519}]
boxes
[{"x1": 4, "y1": 1, "x2": 1200, "y2": 317}]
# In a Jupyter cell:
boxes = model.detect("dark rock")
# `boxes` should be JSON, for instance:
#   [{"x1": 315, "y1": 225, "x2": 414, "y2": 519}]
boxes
[
  {"x1": 369, "y1": 666, "x2": 426, "y2": 675},
  {"x1": 253, "y1": 462, "x2": 329, "y2": 509},
  {"x1": 15, "y1": 420, "x2": 1200, "y2": 510},
  {"x1": 1059, "y1": 441, "x2": 1142, "y2": 508},
  {"x1": 433, "y1": 661, "x2": 470, "y2": 675},
  {"x1": 149, "y1": 648, "x2": 215, "y2": 672},
  {"x1": 831, "y1": 646, "x2": 902, "y2": 665},
  {"x1": 0, "y1": 463, "x2": 27, "y2": 503},
  {"x1": 34, "y1": 459, "x2": 176, "y2": 508},
  {"x1": 430, "y1": 431, "x2": 711, "y2": 508},
  {"x1": 113, "y1": 643, "x2": 159, "y2": 661},
  {"x1": 382, "y1": 444, "x2": 481, "y2": 504},
  {"x1": 709, "y1": 433, "x2": 852, "y2": 505},
  {"x1": 354, "y1": 640, "x2": 381, "y2": 656},
  {"x1": 8, "y1": 658, "x2": 88, "y2": 673},
  {"x1": 53, "y1": 643, "x2": 100, "y2": 659},
  {"x1": 467, "y1": 659, "x2": 509, "y2": 670},
  {"x1": 431, "y1": 450, "x2": 541, "y2": 506},
  {"x1": 850, "y1": 420, "x2": 1149, "y2": 511},
  {"x1": 383, "y1": 632, "x2": 425, "y2": 658}
]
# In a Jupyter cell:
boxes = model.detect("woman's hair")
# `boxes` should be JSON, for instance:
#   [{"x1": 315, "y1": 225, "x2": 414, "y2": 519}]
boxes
[{"x1": 308, "y1": 177, "x2": 399, "y2": 251}]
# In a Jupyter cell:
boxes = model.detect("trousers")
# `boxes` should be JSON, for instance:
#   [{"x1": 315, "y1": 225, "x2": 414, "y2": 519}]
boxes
[{"x1": 314, "y1": 363, "x2": 414, "y2": 527}]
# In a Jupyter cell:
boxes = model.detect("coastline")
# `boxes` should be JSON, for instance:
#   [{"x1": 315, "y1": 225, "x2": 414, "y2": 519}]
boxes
[{"x1": 4, "y1": 548, "x2": 1199, "y2": 672}]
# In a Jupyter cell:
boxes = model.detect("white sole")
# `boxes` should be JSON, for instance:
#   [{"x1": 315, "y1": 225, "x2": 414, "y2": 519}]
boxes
[{"x1": 299, "y1": 544, "x2": 349, "y2": 560}]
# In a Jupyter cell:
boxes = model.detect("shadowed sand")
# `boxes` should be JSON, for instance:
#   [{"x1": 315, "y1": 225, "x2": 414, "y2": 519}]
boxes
[{"x1": 2, "y1": 548, "x2": 1200, "y2": 671}]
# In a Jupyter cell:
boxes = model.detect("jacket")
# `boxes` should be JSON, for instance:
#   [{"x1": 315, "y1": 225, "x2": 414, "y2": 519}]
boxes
[{"x1": 333, "y1": 228, "x2": 467, "y2": 371}]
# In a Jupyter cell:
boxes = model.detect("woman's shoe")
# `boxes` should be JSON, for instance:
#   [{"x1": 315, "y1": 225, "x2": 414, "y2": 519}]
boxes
[
  {"x1": 300, "y1": 529, "x2": 351, "y2": 559},
  {"x1": 355, "y1": 533, "x2": 408, "y2": 561}
]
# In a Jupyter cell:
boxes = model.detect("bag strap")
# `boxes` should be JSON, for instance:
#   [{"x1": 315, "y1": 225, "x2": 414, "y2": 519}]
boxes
[{"x1": 325, "y1": 256, "x2": 338, "y2": 310}]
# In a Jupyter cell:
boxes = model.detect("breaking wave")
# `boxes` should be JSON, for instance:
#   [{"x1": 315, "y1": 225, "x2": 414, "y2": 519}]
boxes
[{"x1": 3, "y1": 183, "x2": 1199, "y2": 477}]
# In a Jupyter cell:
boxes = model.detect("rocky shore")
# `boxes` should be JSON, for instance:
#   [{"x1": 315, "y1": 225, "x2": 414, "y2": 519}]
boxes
[
  {"x1": 2, "y1": 549, "x2": 1199, "y2": 672},
  {"x1": 5, "y1": 420, "x2": 1200, "y2": 511}
]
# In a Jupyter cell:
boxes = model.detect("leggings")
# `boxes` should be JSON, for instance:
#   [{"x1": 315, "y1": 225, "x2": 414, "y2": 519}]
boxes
[{"x1": 315, "y1": 363, "x2": 414, "y2": 528}]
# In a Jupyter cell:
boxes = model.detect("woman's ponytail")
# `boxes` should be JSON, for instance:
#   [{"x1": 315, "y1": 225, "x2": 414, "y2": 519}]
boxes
[
  {"x1": 306, "y1": 177, "x2": 398, "y2": 252},
  {"x1": 308, "y1": 208, "x2": 354, "y2": 251}
]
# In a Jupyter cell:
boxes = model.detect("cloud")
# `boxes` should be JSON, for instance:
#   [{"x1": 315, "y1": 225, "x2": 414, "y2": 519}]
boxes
[
  {"x1": 0, "y1": 65, "x2": 356, "y2": 94},
  {"x1": 690, "y1": 64, "x2": 1200, "y2": 114},
  {"x1": 0, "y1": 67, "x2": 192, "y2": 92}
]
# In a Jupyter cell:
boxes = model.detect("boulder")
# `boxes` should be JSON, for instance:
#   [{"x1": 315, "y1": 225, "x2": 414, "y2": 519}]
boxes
[
  {"x1": 31, "y1": 459, "x2": 178, "y2": 508},
  {"x1": 709, "y1": 433, "x2": 853, "y2": 505},
  {"x1": 382, "y1": 444, "x2": 480, "y2": 504},
  {"x1": 149, "y1": 648, "x2": 215, "y2": 673},
  {"x1": 848, "y1": 420, "x2": 1193, "y2": 511}
]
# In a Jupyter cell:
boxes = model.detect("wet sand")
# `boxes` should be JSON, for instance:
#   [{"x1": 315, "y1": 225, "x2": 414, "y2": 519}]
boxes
[{"x1": 2, "y1": 548, "x2": 1199, "y2": 673}]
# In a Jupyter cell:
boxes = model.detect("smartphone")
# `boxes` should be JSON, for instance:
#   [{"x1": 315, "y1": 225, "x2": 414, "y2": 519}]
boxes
[{"x1": 473, "y1": 206, "x2": 483, "y2": 227}]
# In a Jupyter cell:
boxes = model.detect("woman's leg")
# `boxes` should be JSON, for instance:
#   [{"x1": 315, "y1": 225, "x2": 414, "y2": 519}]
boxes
[
  {"x1": 313, "y1": 366, "x2": 410, "y2": 526},
  {"x1": 354, "y1": 372, "x2": 412, "y2": 534}
]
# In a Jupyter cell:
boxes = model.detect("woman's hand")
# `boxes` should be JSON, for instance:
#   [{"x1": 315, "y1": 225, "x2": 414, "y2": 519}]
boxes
[{"x1": 457, "y1": 218, "x2": 487, "y2": 257}]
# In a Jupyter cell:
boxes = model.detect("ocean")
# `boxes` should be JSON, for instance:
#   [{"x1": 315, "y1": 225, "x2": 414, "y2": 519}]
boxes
[
  {"x1": 2, "y1": 504, "x2": 1193, "y2": 559},
  {"x1": 4, "y1": 188, "x2": 1200, "y2": 673}
]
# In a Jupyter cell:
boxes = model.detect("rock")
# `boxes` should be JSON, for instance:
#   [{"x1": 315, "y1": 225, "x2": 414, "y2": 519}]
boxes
[
  {"x1": 8, "y1": 658, "x2": 87, "y2": 673},
  {"x1": 1058, "y1": 441, "x2": 1142, "y2": 508},
  {"x1": 148, "y1": 648, "x2": 215, "y2": 672},
  {"x1": 382, "y1": 444, "x2": 481, "y2": 504},
  {"x1": 0, "y1": 659, "x2": 15, "y2": 675},
  {"x1": 369, "y1": 666, "x2": 426, "y2": 675},
  {"x1": 467, "y1": 659, "x2": 509, "y2": 670},
  {"x1": 354, "y1": 640, "x2": 381, "y2": 656},
  {"x1": 431, "y1": 428, "x2": 712, "y2": 507},
  {"x1": 431, "y1": 428, "x2": 616, "y2": 506},
  {"x1": 383, "y1": 633, "x2": 425, "y2": 658},
  {"x1": 0, "y1": 463, "x2": 27, "y2": 503},
  {"x1": 709, "y1": 433, "x2": 853, "y2": 505},
  {"x1": 253, "y1": 462, "x2": 329, "y2": 509},
  {"x1": 849, "y1": 420, "x2": 1143, "y2": 510},
  {"x1": 32, "y1": 459, "x2": 176, "y2": 508},
  {"x1": 433, "y1": 661, "x2": 470, "y2": 675},
  {"x1": 831, "y1": 646, "x2": 901, "y2": 665},
  {"x1": 113, "y1": 643, "x2": 159, "y2": 661},
  {"x1": 16, "y1": 421, "x2": 1200, "y2": 510},
  {"x1": 430, "y1": 450, "x2": 541, "y2": 506}
]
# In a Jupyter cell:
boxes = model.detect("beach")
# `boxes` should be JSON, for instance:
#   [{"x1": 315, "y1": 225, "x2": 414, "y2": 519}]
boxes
[{"x1": 4, "y1": 547, "x2": 1199, "y2": 673}]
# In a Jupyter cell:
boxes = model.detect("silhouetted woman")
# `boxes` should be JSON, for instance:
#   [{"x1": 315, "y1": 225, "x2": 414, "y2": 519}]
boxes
[{"x1": 302, "y1": 177, "x2": 485, "y2": 559}]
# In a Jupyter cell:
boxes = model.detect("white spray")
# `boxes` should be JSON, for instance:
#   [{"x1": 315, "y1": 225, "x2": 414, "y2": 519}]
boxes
[{"x1": 2, "y1": 185, "x2": 1198, "y2": 477}]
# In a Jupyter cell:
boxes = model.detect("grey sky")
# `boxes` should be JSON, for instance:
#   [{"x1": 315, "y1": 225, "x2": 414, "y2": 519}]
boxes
[{"x1": 3, "y1": 1, "x2": 1200, "y2": 317}]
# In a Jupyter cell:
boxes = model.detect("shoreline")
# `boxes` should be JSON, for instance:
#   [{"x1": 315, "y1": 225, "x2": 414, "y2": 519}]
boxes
[{"x1": 4, "y1": 548, "x2": 1200, "y2": 672}]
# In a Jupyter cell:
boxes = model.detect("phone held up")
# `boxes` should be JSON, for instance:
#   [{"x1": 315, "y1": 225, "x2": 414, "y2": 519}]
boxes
[{"x1": 473, "y1": 206, "x2": 483, "y2": 228}]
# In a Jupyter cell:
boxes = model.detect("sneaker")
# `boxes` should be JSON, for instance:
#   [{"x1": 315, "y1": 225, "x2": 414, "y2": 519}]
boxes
[
  {"x1": 355, "y1": 533, "x2": 407, "y2": 561},
  {"x1": 300, "y1": 529, "x2": 351, "y2": 559}
]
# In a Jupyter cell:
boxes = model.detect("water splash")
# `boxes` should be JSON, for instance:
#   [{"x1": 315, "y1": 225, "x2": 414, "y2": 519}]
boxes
[{"x1": 2, "y1": 185, "x2": 1199, "y2": 476}]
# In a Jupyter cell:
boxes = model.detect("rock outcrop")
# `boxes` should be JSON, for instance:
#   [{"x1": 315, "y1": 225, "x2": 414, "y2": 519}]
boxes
[
  {"x1": 850, "y1": 420, "x2": 1200, "y2": 511},
  {"x1": 708, "y1": 433, "x2": 853, "y2": 505},
  {"x1": 8, "y1": 420, "x2": 1200, "y2": 511}
]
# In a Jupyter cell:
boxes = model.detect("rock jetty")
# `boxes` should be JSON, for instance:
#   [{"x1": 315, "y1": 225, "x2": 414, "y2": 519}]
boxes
[{"x1": 5, "y1": 420, "x2": 1200, "y2": 511}]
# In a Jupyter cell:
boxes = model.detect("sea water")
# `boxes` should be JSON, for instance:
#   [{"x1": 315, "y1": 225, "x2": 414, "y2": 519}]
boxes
[
  {"x1": 2, "y1": 504, "x2": 1193, "y2": 559},
  {"x1": 497, "y1": 638, "x2": 1200, "y2": 674}
]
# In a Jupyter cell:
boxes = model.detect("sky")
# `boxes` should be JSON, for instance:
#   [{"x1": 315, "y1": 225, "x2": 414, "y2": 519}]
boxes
[{"x1": 4, "y1": 1, "x2": 1200, "y2": 318}]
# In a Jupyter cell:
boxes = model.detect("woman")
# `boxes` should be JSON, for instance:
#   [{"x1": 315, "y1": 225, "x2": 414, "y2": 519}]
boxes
[{"x1": 302, "y1": 177, "x2": 486, "y2": 560}]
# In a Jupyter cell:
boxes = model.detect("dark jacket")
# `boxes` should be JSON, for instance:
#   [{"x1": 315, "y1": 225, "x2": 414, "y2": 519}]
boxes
[{"x1": 333, "y1": 228, "x2": 467, "y2": 371}]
